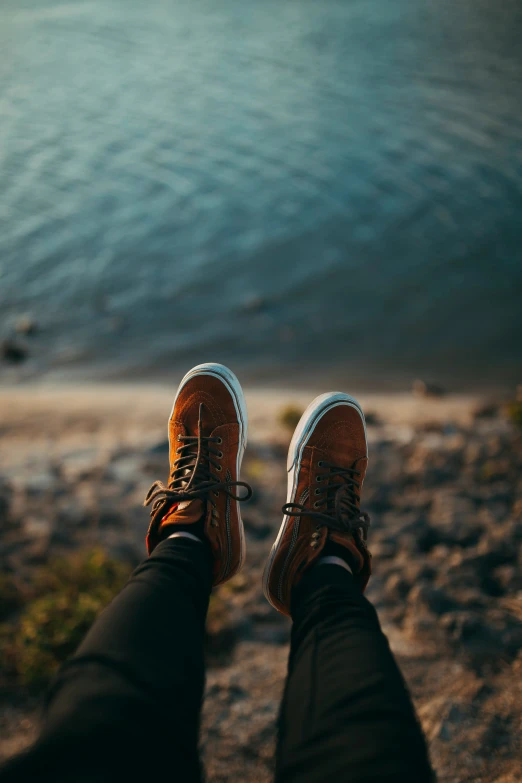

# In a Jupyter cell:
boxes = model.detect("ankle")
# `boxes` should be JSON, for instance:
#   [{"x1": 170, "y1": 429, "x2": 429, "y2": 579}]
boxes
[
  {"x1": 317, "y1": 555, "x2": 352, "y2": 574},
  {"x1": 320, "y1": 539, "x2": 359, "y2": 573},
  {"x1": 290, "y1": 557, "x2": 355, "y2": 617},
  {"x1": 158, "y1": 526, "x2": 213, "y2": 569},
  {"x1": 157, "y1": 515, "x2": 206, "y2": 546},
  {"x1": 167, "y1": 531, "x2": 202, "y2": 544}
]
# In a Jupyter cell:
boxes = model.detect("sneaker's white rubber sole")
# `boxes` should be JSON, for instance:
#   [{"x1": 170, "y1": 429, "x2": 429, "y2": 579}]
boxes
[
  {"x1": 262, "y1": 392, "x2": 367, "y2": 610},
  {"x1": 170, "y1": 362, "x2": 248, "y2": 575}
]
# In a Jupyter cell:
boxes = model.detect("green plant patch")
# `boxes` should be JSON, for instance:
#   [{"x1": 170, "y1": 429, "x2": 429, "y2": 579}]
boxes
[
  {"x1": 207, "y1": 589, "x2": 232, "y2": 635},
  {"x1": 279, "y1": 404, "x2": 304, "y2": 433},
  {"x1": 505, "y1": 400, "x2": 522, "y2": 429},
  {"x1": 0, "y1": 549, "x2": 131, "y2": 690}
]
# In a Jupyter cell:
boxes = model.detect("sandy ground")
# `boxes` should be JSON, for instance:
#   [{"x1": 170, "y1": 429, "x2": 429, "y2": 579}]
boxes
[
  {"x1": 0, "y1": 383, "x2": 521, "y2": 782},
  {"x1": 0, "y1": 381, "x2": 482, "y2": 455}
]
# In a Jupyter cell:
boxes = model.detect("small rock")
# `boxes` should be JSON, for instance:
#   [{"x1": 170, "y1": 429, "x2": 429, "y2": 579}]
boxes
[
  {"x1": 105, "y1": 315, "x2": 125, "y2": 333},
  {"x1": 501, "y1": 618, "x2": 522, "y2": 657},
  {"x1": 412, "y1": 379, "x2": 446, "y2": 398},
  {"x1": 402, "y1": 561, "x2": 437, "y2": 584},
  {"x1": 0, "y1": 572, "x2": 25, "y2": 621},
  {"x1": 474, "y1": 537, "x2": 518, "y2": 569},
  {"x1": 473, "y1": 401, "x2": 501, "y2": 420},
  {"x1": 449, "y1": 587, "x2": 488, "y2": 610},
  {"x1": 240, "y1": 294, "x2": 267, "y2": 313},
  {"x1": 1, "y1": 338, "x2": 28, "y2": 363},
  {"x1": 369, "y1": 538, "x2": 398, "y2": 559},
  {"x1": 438, "y1": 703, "x2": 470, "y2": 741},
  {"x1": 402, "y1": 608, "x2": 437, "y2": 638},
  {"x1": 15, "y1": 314, "x2": 38, "y2": 336},
  {"x1": 416, "y1": 525, "x2": 442, "y2": 553},
  {"x1": 22, "y1": 536, "x2": 51, "y2": 565},
  {"x1": 408, "y1": 583, "x2": 456, "y2": 615},
  {"x1": 493, "y1": 565, "x2": 522, "y2": 592},
  {"x1": 365, "y1": 485, "x2": 393, "y2": 513},
  {"x1": 480, "y1": 458, "x2": 511, "y2": 483},
  {"x1": 49, "y1": 528, "x2": 76, "y2": 547},
  {"x1": 0, "y1": 479, "x2": 13, "y2": 526},
  {"x1": 56, "y1": 500, "x2": 90, "y2": 528},
  {"x1": 243, "y1": 517, "x2": 272, "y2": 540},
  {"x1": 428, "y1": 492, "x2": 482, "y2": 547},
  {"x1": 419, "y1": 420, "x2": 445, "y2": 433},
  {"x1": 24, "y1": 471, "x2": 59, "y2": 496},
  {"x1": 23, "y1": 517, "x2": 51, "y2": 538},
  {"x1": 440, "y1": 610, "x2": 491, "y2": 644},
  {"x1": 60, "y1": 449, "x2": 104, "y2": 482},
  {"x1": 146, "y1": 439, "x2": 170, "y2": 456},
  {"x1": 464, "y1": 441, "x2": 484, "y2": 464},
  {"x1": 385, "y1": 572, "x2": 411, "y2": 601},
  {"x1": 108, "y1": 454, "x2": 144, "y2": 484},
  {"x1": 97, "y1": 506, "x2": 125, "y2": 528}
]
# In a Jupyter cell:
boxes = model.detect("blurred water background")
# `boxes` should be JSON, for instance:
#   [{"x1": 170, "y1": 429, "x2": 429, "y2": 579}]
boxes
[{"x1": 1, "y1": 0, "x2": 521, "y2": 391}]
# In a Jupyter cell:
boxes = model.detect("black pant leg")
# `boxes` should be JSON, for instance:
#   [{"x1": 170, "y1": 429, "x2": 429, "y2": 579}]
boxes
[
  {"x1": 275, "y1": 564, "x2": 434, "y2": 783},
  {"x1": 0, "y1": 537, "x2": 212, "y2": 783}
]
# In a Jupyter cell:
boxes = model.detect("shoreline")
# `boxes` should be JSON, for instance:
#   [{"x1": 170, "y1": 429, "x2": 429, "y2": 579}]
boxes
[
  {"x1": 0, "y1": 381, "x2": 490, "y2": 463},
  {"x1": 0, "y1": 379, "x2": 487, "y2": 422}
]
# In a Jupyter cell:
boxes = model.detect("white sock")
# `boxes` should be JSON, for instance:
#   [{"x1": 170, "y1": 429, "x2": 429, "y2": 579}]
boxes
[
  {"x1": 317, "y1": 555, "x2": 352, "y2": 575},
  {"x1": 167, "y1": 531, "x2": 202, "y2": 544}
]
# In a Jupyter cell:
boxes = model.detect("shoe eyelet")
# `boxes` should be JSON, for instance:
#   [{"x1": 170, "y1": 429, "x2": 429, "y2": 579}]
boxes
[
  {"x1": 314, "y1": 487, "x2": 321, "y2": 495},
  {"x1": 177, "y1": 434, "x2": 182, "y2": 442},
  {"x1": 214, "y1": 491, "x2": 219, "y2": 498},
  {"x1": 315, "y1": 524, "x2": 321, "y2": 531},
  {"x1": 216, "y1": 437, "x2": 223, "y2": 445},
  {"x1": 317, "y1": 460, "x2": 324, "y2": 468},
  {"x1": 316, "y1": 475, "x2": 322, "y2": 482},
  {"x1": 313, "y1": 501, "x2": 320, "y2": 509},
  {"x1": 216, "y1": 465, "x2": 222, "y2": 472},
  {"x1": 217, "y1": 451, "x2": 223, "y2": 459}
]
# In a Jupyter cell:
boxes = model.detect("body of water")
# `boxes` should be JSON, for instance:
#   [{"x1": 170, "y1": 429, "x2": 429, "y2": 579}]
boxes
[{"x1": 1, "y1": 0, "x2": 521, "y2": 390}]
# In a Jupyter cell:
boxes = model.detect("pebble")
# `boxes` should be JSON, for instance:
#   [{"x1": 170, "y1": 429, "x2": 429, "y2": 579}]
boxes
[
  {"x1": 1, "y1": 339, "x2": 28, "y2": 363},
  {"x1": 412, "y1": 379, "x2": 446, "y2": 398},
  {"x1": 15, "y1": 315, "x2": 38, "y2": 336}
]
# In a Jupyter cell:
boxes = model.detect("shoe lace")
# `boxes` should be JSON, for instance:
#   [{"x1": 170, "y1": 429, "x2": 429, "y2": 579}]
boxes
[
  {"x1": 282, "y1": 461, "x2": 370, "y2": 539},
  {"x1": 144, "y1": 402, "x2": 252, "y2": 519}
]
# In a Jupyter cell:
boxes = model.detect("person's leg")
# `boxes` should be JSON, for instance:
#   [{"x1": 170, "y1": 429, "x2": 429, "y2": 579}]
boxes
[
  {"x1": 0, "y1": 536, "x2": 212, "y2": 783},
  {"x1": 275, "y1": 562, "x2": 434, "y2": 783},
  {"x1": 263, "y1": 391, "x2": 433, "y2": 782},
  {"x1": 1, "y1": 363, "x2": 252, "y2": 782}
]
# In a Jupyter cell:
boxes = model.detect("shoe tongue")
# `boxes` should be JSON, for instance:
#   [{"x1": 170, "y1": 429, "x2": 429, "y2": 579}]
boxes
[
  {"x1": 162, "y1": 498, "x2": 205, "y2": 525},
  {"x1": 182, "y1": 402, "x2": 215, "y2": 437}
]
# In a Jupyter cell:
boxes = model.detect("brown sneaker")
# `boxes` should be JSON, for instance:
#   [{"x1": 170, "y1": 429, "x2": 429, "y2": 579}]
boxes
[
  {"x1": 144, "y1": 363, "x2": 252, "y2": 586},
  {"x1": 263, "y1": 392, "x2": 371, "y2": 615}
]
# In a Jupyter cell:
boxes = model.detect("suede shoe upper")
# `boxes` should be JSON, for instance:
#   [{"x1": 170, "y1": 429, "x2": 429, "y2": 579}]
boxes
[{"x1": 144, "y1": 367, "x2": 252, "y2": 586}]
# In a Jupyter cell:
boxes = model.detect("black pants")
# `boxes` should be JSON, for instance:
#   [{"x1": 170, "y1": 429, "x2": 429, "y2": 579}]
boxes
[{"x1": 0, "y1": 538, "x2": 433, "y2": 782}]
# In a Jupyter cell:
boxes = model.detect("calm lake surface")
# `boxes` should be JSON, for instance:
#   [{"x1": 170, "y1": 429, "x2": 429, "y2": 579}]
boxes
[{"x1": 1, "y1": 0, "x2": 521, "y2": 390}]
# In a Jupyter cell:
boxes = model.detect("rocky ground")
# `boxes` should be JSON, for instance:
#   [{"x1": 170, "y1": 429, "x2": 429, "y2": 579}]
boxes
[{"x1": 0, "y1": 385, "x2": 521, "y2": 782}]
